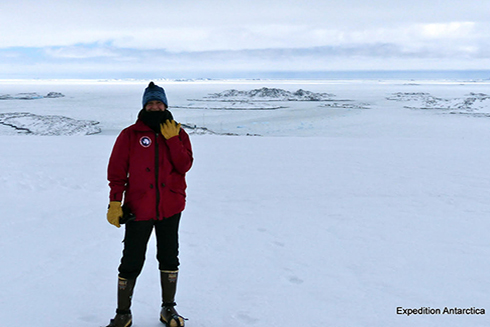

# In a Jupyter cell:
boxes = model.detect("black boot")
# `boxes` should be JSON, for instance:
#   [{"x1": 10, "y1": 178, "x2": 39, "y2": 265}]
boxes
[
  {"x1": 107, "y1": 277, "x2": 136, "y2": 327},
  {"x1": 160, "y1": 270, "x2": 185, "y2": 327}
]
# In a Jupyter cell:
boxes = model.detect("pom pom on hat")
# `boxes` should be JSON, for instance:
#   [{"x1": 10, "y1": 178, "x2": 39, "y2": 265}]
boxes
[{"x1": 142, "y1": 82, "x2": 168, "y2": 108}]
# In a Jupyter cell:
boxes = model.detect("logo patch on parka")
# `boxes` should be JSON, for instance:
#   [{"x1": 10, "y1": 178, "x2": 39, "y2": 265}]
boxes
[{"x1": 139, "y1": 136, "x2": 152, "y2": 148}]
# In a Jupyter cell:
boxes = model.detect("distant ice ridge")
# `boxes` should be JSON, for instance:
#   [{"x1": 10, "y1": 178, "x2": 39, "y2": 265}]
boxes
[
  {"x1": 175, "y1": 102, "x2": 286, "y2": 110},
  {"x1": 179, "y1": 87, "x2": 344, "y2": 111},
  {"x1": 387, "y1": 92, "x2": 490, "y2": 115},
  {"x1": 0, "y1": 92, "x2": 65, "y2": 100},
  {"x1": 320, "y1": 102, "x2": 370, "y2": 109},
  {"x1": 0, "y1": 112, "x2": 100, "y2": 135},
  {"x1": 194, "y1": 87, "x2": 335, "y2": 102}
]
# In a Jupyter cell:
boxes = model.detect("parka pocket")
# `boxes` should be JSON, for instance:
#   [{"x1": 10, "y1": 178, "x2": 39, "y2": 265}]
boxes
[{"x1": 168, "y1": 173, "x2": 186, "y2": 195}]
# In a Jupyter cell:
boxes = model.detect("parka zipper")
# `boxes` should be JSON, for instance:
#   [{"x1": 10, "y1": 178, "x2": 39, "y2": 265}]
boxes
[{"x1": 155, "y1": 133, "x2": 160, "y2": 220}]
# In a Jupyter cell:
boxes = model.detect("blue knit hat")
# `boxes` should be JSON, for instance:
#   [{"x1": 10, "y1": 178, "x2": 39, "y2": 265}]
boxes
[{"x1": 142, "y1": 82, "x2": 168, "y2": 108}]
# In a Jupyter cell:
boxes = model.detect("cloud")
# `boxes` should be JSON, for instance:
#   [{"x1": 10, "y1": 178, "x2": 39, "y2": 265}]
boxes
[
  {"x1": 420, "y1": 22, "x2": 475, "y2": 38},
  {"x1": 1, "y1": 41, "x2": 485, "y2": 78},
  {"x1": 1, "y1": 0, "x2": 489, "y2": 51},
  {"x1": 44, "y1": 45, "x2": 119, "y2": 59},
  {"x1": 1, "y1": 0, "x2": 490, "y2": 77}
]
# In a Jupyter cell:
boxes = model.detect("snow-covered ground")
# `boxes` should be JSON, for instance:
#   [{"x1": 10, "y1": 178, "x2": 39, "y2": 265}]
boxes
[{"x1": 1, "y1": 79, "x2": 490, "y2": 327}]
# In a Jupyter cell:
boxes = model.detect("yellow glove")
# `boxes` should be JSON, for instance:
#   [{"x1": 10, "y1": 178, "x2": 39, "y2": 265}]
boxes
[
  {"x1": 107, "y1": 201, "x2": 123, "y2": 228},
  {"x1": 160, "y1": 120, "x2": 181, "y2": 140}
]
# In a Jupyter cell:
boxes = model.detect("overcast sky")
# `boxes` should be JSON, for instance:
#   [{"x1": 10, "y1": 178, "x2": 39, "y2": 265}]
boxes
[{"x1": 1, "y1": 0, "x2": 489, "y2": 79}]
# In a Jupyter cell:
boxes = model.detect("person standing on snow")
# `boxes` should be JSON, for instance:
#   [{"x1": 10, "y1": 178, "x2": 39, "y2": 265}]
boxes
[{"x1": 106, "y1": 82, "x2": 193, "y2": 327}]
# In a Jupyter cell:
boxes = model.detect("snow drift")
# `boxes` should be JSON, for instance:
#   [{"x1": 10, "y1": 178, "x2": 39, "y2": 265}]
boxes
[
  {"x1": 199, "y1": 87, "x2": 335, "y2": 101},
  {"x1": 0, "y1": 92, "x2": 65, "y2": 100},
  {"x1": 0, "y1": 112, "x2": 101, "y2": 135}
]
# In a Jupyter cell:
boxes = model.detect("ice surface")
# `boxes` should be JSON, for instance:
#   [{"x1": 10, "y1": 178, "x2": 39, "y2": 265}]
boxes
[
  {"x1": 1, "y1": 79, "x2": 490, "y2": 327},
  {"x1": 0, "y1": 112, "x2": 100, "y2": 135},
  {"x1": 174, "y1": 102, "x2": 286, "y2": 110}
]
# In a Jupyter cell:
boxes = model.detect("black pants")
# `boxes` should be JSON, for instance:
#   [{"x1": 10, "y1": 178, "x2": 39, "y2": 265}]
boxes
[{"x1": 118, "y1": 213, "x2": 181, "y2": 280}]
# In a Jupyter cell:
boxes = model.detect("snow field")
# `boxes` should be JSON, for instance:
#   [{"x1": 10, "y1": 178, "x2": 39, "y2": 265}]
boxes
[{"x1": 0, "y1": 80, "x2": 490, "y2": 326}]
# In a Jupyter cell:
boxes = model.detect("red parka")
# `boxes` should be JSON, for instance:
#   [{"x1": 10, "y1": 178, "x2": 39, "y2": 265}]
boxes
[{"x1": 108, "y1": 120, "x2": 193, "y2": 220}]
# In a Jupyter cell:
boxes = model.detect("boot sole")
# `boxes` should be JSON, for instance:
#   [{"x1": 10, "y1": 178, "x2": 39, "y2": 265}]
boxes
[
  {"x1": 106, "y1": 318, "x2": 132, "y2": 327},
  {"x1": 160, "y1": 314, "x2": 184, "y2": 327}
]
